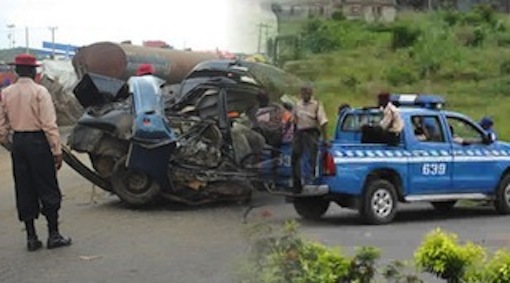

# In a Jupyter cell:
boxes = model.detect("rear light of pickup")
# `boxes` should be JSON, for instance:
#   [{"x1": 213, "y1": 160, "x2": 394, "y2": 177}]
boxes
[{"x1": 322, "y1": 151, "x2": 336, "y2": 176}]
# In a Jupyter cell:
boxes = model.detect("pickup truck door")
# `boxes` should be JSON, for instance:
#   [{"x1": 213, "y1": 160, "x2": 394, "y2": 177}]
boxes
[
  {"x1": 446, "y1": 116, "x2": 498, "y2": 193},
  {"x1": 407, "y1": 115, "x2": 453, "y2": 194}
]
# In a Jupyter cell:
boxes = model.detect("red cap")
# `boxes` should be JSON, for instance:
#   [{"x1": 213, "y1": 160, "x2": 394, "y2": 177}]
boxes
[
  {"x1": 136, "y1": 63, "x2": 155, "y2": 76},
  {"x1": 8, "y1": 53, "x2": 40, "y2": 67}
]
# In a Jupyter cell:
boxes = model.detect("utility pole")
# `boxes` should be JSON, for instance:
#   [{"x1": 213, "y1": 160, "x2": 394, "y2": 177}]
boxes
[
  {"x1": 48, "y1": 26, "x2": 58, "y2": 59},
  {"x1": 25, "y1": 27, "x2": 29, "y2": 54},
  {"x1": 257, "y1": 23, "x2": 271, "y2": 53},
  {"x1": 7, "y1": 24, "x2": 15, "y2": 49}
]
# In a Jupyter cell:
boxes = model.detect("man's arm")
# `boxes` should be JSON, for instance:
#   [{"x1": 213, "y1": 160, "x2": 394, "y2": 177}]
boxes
[
  {"x1": 321, "y1": 122, "x2": 329, "y2": 141},
  {"x1": 0, "y1": 99, "x2": 11, "y2": 145},
  {"x1": 380, "y1": 106, "x2": 392, "y2": 129},
  {"x1": 38, "y1": 89, "x2": 62, "y2": 169},
  {"x1": 317, "y1": 102, "x2": 330, "y2": 145}
]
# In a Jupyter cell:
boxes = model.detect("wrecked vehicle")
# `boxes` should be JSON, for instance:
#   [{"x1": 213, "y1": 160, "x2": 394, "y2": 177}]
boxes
[{"x1": 63, "y1": 59, "x2": 303, "y2": 206}]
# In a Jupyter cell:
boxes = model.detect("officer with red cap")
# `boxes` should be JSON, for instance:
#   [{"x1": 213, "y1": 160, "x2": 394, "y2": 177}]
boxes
[
  {"x1": 136, "y1": 63, "x2": 155, "y2": 76},
  {"x1": 0, "y1": 54, "x2": 71, "y2": 251}
]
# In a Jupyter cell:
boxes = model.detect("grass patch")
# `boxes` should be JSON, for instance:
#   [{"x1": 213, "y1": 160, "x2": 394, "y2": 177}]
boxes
[{"x1": 279, "y1": 6, "x2": 510, "y2": 139}]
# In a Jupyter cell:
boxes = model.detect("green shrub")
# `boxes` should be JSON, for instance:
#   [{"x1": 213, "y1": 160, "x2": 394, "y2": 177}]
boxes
[
  {"x1": 342, "y1": 74, "x2": 360, "y2": 88},
  {"x1": 348, "y1": 246, "x2": 381, "y2": 283},
  {"x1": 240, "y1": 220, "x2": 352, "y2": 283},
  {"x1": 391, "y1": 23, "x2": 421, "y2": 49},
  {"x1": 385, "y1": 66, "x2": 418, "y2": 86},
  {"x1": 460, "y1": 4, "x2": 497, "y2": 27},
  {"x1": 331, "y1": 10, "x2": 345, "y2": 21},
  {"x1": 411, "y1": 24, "x2": 461, "y2": 78},
  {"x1": 483, "y1": 249, "x2": 510, "y2": 283},
  {"x1": 301, "y1": 18, "x2": 341, "y2": 54},
  {"x1": 471, "y1": 4, "x2": 497, "y2": 26},
  {"x1": 437, "y1": 64, "x2": 485, "y2": 81},
  {"x1": 383, "y1": 260, "x2": 424, "y2": 283},
  {"x1": 456, "y1": 26, "x2": 486, "y2": 47},
  {"x1": 495, "y1": 32, "x2": 510, "y2": 47},
  {"x1": 500, "y1": 60, "x2": 510, "y2": 75},
  {"x1": 414, "y1": 228, "x2": 486, "y2": 283},
  {"x1": 242, "y1": 221, "x2": 510, "y2": 283},
  {"x1": 442, "y1": 10, "x2": 462, "y2": 26}
]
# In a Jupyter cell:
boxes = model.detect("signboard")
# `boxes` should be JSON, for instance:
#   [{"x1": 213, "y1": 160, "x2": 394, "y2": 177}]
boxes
[{"x1": 42, "y1": 41, "x2": 80, "y2": 52}]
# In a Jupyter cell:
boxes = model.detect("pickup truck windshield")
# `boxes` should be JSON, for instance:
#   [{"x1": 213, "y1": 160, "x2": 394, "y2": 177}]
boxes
[{"x1": 447, "y1": 116, "x2": 484, "y2": 144}]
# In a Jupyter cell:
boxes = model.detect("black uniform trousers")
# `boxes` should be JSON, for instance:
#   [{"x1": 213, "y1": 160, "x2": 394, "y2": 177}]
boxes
[
  {"x1": 291, "y1": 128, "x2": 320, "y2": 191},
  {"x1": 11, "y1": 131, "x2": 61, "y2": 222}
]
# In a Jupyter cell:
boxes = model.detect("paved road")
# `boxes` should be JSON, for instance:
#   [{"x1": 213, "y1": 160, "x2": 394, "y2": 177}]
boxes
[{"x1": 1, "y1": 149, "x2": 509, "y2": 283}]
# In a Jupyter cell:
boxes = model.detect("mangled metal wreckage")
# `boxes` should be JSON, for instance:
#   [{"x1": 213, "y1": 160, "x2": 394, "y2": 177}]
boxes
[{"x1": 64, "y1": 59, "x2": 301, "y2": 206}]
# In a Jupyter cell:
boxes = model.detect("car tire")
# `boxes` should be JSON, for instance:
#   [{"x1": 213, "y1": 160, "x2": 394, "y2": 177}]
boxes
[
  {"x1": 293, "y1": 197, "x2": 330, "y2": 220},
  {"x1": 360, "y1": 179, "x2": 398, "y2": 225},
  {"x1": 431, "y1": 201, "x2": 456, "y2": 213},
  {"x1": 111, "y1": 157, "x2": 161, "y2": 207},
  {"x1": 495, "y1": 175, "x2": 510, "y2": 214}
]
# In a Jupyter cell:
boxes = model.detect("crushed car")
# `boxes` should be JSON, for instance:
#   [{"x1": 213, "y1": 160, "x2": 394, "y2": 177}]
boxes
[{"x1": 64, "y1": 59, "x2": 303, "y2": 206}]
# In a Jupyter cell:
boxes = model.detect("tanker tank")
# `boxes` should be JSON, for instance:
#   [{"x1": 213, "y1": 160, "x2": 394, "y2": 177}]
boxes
[{"x1": 72, "y1": 41, "x2": 220, "y2": 84}]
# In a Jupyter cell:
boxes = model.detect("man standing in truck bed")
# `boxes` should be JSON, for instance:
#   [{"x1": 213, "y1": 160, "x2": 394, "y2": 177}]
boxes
[{"x1": 291, "y1": 83, "x2": 329, "y2": 194}]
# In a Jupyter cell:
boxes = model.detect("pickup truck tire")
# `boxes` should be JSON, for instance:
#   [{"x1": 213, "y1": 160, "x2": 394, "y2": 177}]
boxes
[
  {"x1": 293, "y1": 197, "x2": 330, "y2": 220},
  {"x1": 495, "y1": 175, "x2": 510, "y2": 214},
  {"x1": 431, "y1": 201, "x2": 456, "y2": 213},
  {"x1": 360, "y1": 179, "x2": 398, "y2": 225}
]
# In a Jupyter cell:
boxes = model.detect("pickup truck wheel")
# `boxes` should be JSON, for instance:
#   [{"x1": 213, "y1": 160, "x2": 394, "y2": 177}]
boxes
[
  {"x1": 431, "y1": 201, "x2": 456, "y2": 213},
  {"x1": 495, "y1": 175, "x2": 510, "y2": 214},
  {"x1": 111, "y1": 157, "x2": 161, "y2": 206},
  {"x1": 293, "y1": 197, "x2": 330, "y2": 220},
  {"x1": 360, "y1": 179, "x2": 397, "y2": 225}
]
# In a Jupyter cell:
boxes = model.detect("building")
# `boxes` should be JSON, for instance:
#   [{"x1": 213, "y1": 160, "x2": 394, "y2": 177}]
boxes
[
  {"x1": 342, "y1": 0, "x2": 397, "y2": 22},
  {"x1": 272, "y1": 0, "x2": 397, "y2": 22}
]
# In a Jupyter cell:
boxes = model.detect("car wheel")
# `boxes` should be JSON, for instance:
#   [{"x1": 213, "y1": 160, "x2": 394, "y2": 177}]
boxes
[
  {"x1": 111, "y1": 157, "x2": 161, "y2": 206},
  {"x1": 431, "y1": 201, "x2": 456, "y2": 213},
  {"x1": 495, "y1": 175, "x2": 510, "y2": 214},
  {"x1": 293, "y1": 197, "x2": 330, "y2": 220},
  {"x1": 360, "y1": 179, "x2": 398, "y2": 225}
]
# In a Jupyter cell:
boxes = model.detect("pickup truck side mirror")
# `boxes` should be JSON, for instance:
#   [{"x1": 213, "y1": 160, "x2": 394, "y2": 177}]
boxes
[{"x1": 483, "y1": 132, "x2": 496, "y2": 144}]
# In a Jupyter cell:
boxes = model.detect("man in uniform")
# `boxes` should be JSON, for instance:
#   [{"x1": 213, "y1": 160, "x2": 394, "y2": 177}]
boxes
[
  {"x1": 480, "y1": 116, "x2": 497, "y2": 140},
  {"x1": 291, "y1": 84, "x2": 329, "y2": 193},
  {"x1": 378, "y1": 92, "x2": 403, "y2": 146},
  {"x1": 0, "y1": 54, "x2": 71, "y2": 251}
]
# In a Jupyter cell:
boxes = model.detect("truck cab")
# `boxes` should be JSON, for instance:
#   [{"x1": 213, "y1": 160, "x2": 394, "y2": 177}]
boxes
[{"x1": 289, "y1": 94, "x2": 510, "y2": 224}]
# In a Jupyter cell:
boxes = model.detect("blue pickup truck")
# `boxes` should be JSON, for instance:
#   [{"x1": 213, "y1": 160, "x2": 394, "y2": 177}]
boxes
[{"x1": 285, "y1": 94, "x2": 510, "y2": 224}]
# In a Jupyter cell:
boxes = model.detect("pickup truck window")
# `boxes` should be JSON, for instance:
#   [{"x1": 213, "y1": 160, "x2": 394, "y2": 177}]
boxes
[
  {"x1": 341, "y1": 113, "x2": 382, "y2": 132},
  {"x1": 447, "y1": 116, "x2": 484, "y2": 144},
  {"x1": 411, "y1": 115, "x2": 445, "y2": 143}
]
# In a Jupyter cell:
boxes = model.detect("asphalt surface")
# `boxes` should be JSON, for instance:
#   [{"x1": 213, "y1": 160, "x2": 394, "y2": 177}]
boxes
[{"x1": 1, "y1": 148, "x2": 509, "y2": 283}]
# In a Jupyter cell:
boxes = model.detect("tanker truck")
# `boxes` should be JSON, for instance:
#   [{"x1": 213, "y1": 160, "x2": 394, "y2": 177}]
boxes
[{"x1": 72, "y1": 41, "x2": 220, "y2": 83}]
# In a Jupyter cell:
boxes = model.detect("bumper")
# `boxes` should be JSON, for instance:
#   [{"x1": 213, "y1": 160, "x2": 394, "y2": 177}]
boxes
[{"x1": 271, "y1": 184, "x2": 330, "y2": 197}]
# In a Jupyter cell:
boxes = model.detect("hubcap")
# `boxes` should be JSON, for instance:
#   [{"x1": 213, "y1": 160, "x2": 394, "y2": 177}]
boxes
[
  {"x1": 371, "y1": 189, "x2": 393, "y2": 218},
  {"x1": 126, "y1": 171, "x2": 151, "y2": 193},
  {"x1": 505, "y1": 184, "x2": 510, "y2": 205}
]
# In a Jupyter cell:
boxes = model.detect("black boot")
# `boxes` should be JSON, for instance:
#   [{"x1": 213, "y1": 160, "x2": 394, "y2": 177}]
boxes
[
  {"x1": 46, "y1": 213, "x2": 72, "y2": 249},
  {"x1": 47, "y1": 233, "x2": 72, "y2": 249},
  {"x1": 25, "y1": 220, "x2": 42, "y2": 252}
]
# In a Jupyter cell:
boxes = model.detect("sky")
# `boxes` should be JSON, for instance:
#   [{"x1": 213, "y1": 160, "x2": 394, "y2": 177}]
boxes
[{"x1": 0, "y1": 0, "x2": 277, "y2": 53}]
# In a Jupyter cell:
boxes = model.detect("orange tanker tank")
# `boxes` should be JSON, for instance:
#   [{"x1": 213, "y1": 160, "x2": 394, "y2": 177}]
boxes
[{"x1": 72, "y1": 41, "x2": 220, "y2": 84}]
